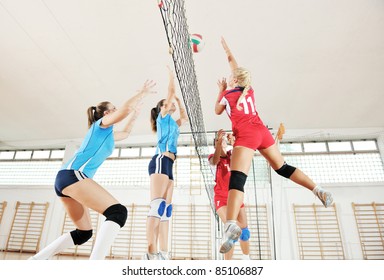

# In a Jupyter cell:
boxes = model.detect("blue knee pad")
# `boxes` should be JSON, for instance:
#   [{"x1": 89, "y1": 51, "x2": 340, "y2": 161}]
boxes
[
  {"x1": 148, "y1": 198, "x2": 166, "y2": 219},
  {"x1": 240, "y1": 227, "x2": 250, "y2": 241},
  {"x1": 161, "y1": 204, "x2": 173, "y2": 222}
]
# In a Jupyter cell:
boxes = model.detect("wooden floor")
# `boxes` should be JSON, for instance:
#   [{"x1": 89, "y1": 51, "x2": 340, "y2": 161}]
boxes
[{"x1": 0, "y1": 251, "x2": 88, "y2": 260}]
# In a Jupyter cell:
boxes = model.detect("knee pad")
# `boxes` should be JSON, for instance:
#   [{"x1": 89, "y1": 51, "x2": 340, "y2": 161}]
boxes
[
  {"x1": 103, "y1": 204, "x2": 128, "y2": 228},
  {"x1": 275, "y1": 162, "x2": 296, "y2": 178},
  {"x1": 148, "y1": 198, "x2": 166, "y2": 219},
  {"x1": 161, "y1": 204, "x2": 173, "y2": 222},
  {"x1": 229, "y1": 170, "x2": 247, "y2": 193},
  {"x1": 240, "y1": 227, "x2": 250, "y2": 241},
  {"x1": 70, "y1": 229, "x2": 93, "y2": 245}
]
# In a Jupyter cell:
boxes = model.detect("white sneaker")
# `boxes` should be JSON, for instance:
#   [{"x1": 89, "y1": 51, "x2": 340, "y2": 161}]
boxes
[
  {"x1": 220, "y1": 222, "x2": 241, "y2": 254},
  {"x1": 241, "y1": 254, "x2": 251, "y2": 260},
  {"x1": 142, "y1": 252, "x2": 159, "y2": 260},
  {"x1": 158, "y1": 251, "x2": 170, "y2": 260},
  {"x1": 314, "y1": 188, "x2": 333, "y2": 208}
]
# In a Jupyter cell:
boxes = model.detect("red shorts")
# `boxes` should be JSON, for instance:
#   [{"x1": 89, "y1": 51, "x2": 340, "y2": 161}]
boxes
[
  {"x1": 214, "y1": 195, "x2": 244, "y2": 211},
  {"x1": 233, "y1": 122, "x2": 275, "y2": 151}
]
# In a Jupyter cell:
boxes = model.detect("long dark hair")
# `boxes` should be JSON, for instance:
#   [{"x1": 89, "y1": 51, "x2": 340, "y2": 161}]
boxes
[
  {"x1": 150, "y1": 99, "x2": 165, "y2": 132},
  {"x1": 87, "y1": 101, "x2": 110, "y2": 128}
]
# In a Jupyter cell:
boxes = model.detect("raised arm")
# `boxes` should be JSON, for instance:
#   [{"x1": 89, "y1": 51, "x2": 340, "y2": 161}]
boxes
[
  {"x1": 215, "y1": 78, "x2": 227, "y2": 115},
  {"x1": 161, "y1": 66, "x2": 176, "y2": 117},
  {"x1": 221, "y1": 37, "x2": 238, "y2": 72},
  {"x1": 113, "y1": 103, "x2": 142, "y2": 141},
  {"x1": 209, "y1": 129, "x2": 226, "y2": 166},
  {"x1": 175, "y1": 95, "x2": 188, "y2": 127},
  {"x1": 101, "y1": 80, "x2": 156, "y2": 127}
]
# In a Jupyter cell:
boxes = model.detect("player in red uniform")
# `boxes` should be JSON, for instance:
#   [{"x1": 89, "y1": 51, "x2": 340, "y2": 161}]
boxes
[
  {"x1": 216, "y1": 37, "x2": 333, "y2": 254},
  {"x1": 209, "y1": 129, "x2": 250, "y2": 260}
]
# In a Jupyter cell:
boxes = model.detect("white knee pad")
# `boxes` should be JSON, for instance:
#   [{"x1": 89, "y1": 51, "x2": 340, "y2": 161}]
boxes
[
  {"x1": 148, "y1": 198, "x2": 166, "y2": 219},
  {"x1": 160, "y1": 204, "x2": 173, "y2": 222}
]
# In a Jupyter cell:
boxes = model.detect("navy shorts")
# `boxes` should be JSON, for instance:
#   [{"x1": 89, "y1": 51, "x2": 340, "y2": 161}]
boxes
[
  {"x1": 54, "y1": 169, "x2": 88, "y2": 197},
  {"x1": 148, "y1": 154, "x2": 174, "y2": 180}
]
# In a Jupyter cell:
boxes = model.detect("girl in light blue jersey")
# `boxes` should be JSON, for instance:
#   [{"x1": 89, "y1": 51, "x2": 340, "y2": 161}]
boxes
[
  {"x1": 144, "y1": 67, "x2": 188, "y2": 260},
  {"x1": 30, "y1": 80, "x2": 156, "y2": 260}
]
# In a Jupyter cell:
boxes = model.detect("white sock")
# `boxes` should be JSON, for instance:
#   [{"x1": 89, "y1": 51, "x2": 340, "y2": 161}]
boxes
[
  {"x1": 29, "y1": 232, "x2": 74, "y2": 260},
  {"x1": 241, "y1": 254, "x2": 250, "y2": 260},
  {"x1": 89, "y1": 220, "x2": 121, "y2": 260},
  {"x1": 312, "y1": 186, "x2": 322, "y2": 195}
]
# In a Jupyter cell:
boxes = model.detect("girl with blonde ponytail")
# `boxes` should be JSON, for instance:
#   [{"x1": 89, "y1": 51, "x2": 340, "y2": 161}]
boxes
[{"x1": 215, "y1": 37, "x2": 333, "y2": 254}]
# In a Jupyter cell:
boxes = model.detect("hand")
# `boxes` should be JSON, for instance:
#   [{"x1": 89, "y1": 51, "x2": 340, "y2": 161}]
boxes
[
  {"x1": 140, "y1": 80, "x2": 157, "y2": 95},
  {"x1": 215, "y1": 129, "x2": 226, "y2": 147},
  {"x1": 227, "y1": 133, "x2": 235, "y2": 145},
  {"x1": 217, "y1": 78, "x2": 227, "y2": 92}
]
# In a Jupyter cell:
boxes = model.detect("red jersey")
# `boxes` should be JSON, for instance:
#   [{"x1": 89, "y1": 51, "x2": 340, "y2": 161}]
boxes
[
  {"x1": 219, "y1": 86, "x2": 275, "y2": 151},
  {"x1": 208, "y1": 150, "x2": 232, "y2": 198},
  {"x1": 219, "y1": 86, "x2": 264, "y2": 130}
]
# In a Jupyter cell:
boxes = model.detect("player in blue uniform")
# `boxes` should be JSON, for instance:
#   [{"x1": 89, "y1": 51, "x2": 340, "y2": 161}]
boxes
[
  {"x1": 144, "y1": 67, "x2": 188, "y2": 260},
  {"x1": 29, "y1": 80, "x2": 155, "y2": 260}
]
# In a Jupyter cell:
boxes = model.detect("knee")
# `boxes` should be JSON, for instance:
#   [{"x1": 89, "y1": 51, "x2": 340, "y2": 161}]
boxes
[
  {"x1": 148, "y1": 198, "x2": 166, "y2": 219},
  {"x1": 103, "y1": 204, "x2": 128, "y2": 228},
  {"x1": 70, "y1": 229, "x2": 93, "y2": 245},
  {"x1": 274, "y1": 162, "x2": 296, "y2": 179},
  {"x1": 229, "y1": 170, "x2": 247, "y2": 193},
  {"x1": 239, "y1": 227, "x2": 250, "y2": 242}
]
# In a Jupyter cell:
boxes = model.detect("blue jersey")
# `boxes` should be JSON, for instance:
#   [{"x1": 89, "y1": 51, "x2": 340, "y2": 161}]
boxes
[
  {"x1": 156, "y1": 113, "x2": 179, "y2": 154},
  {"x1": 61, "y1": 118, "x2": 114, "y2": 178}
]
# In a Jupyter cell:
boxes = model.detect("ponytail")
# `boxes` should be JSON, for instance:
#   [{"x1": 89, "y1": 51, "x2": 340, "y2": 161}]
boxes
[
  {"x1": 87, "y1": 101, "x2": 110, "y2": 128},
  {"x1": 233, "y1": 67, "x2": 251, "y2": 111},
  {"x1": 150, "y1": 99, "x2": 165, "y2": 132}
]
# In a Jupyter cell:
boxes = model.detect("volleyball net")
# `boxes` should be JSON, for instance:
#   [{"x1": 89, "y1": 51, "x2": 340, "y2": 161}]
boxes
[{"x1": 157, "y1": 0, "x2": 215, "y2": 212}]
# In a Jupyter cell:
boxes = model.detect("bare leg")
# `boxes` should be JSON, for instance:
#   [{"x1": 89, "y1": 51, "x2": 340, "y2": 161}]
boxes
[
  {"x1": 159, "y1": 180, "x2": 174, "y2": 258},
  {"x1": 237, "y1": 207, "x2": 250, "y2": 257},
  {"x1": 226, "y1": 146, "x2": 255, "y2": 220},
  {"x1": 259, "y1": 143, "x2": 333, "y2": 206},
  {"x1": 62, "y1": 179, "x2": 123, "y2": 260},
  {"x1": 146, "y1": 174, "x2": 169, "y2": 255},
  {"x1": 30, "y1": 196, "x2": 93, "y2": 260},
  {"x1": 259, "y1": 143, "x2": 316, "y2": 191}
]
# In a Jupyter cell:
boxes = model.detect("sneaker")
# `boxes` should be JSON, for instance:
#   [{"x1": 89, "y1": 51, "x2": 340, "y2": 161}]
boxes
[
  {"x1": 158, "y1": 251, "x2": 170, "y2": 260},
  {"x1": 219, "y1": 222, "x2": 241, "y2": 254},
  {"x1": 142, "y1": 253, "x2": 159, "y2": 260},
  {"x1": 241, "y1": 254, "x2": 251, "y2": 260},
  {"x1": 315, "y1": 189, "x2": 333, "y2": 208}
]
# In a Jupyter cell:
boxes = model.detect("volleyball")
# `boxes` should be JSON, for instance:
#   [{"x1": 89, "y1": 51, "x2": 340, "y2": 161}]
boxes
[{"x1": 190, "y1": 33, "x2": 205, "y2": 53}]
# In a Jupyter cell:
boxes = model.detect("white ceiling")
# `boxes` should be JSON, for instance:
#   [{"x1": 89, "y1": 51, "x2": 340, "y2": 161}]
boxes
[{"x1": 1, "y1": 0, "x2": 384, "y2": 148}]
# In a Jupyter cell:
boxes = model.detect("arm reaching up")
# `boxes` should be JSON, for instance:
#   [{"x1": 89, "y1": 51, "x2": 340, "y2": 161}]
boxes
[
  {"x1": 221, "y1": 37, "x2": 238, "y2": 72},
  {"x1": 102, "y1": 80, "x2": 156, "y2": 128}
]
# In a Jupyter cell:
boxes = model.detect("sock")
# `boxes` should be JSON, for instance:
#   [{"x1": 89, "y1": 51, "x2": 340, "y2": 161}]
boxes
[
  {"x1": 89, "y1": 220, "x2": 120, "y2": 260},
  {"x1": 241, "y1": 254, "x2": 250, "y2": 260},
  {"x1": 312, "y1": 186, "x2": 322, "y2": 195},
  {"x1": 29, "y1": 232, "x2": 74, "y2": 260}
]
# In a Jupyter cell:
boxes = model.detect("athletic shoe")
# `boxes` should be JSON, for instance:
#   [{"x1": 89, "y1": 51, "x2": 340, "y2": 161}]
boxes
[
  {"x1": 315, "y1": 189, "x2": 333, "y2": 208},
  {"x1": 158, "y1": 251, "x2": 170, "y2": 260},
  {"x1": 142, "y1": 252, "x2": 159, "y2": 260},
  {"x1": 219, "y1": 222, "x2": 241, "y2": 254},
  {"x1": 241, "y1": 254, "x2": 251, "y2": 260}
]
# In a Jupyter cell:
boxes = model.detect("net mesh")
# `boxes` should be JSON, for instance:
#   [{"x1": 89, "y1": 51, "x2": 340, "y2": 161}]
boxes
[{"x1": 157, "y1": 0, "x2": 215, "y2": 211}]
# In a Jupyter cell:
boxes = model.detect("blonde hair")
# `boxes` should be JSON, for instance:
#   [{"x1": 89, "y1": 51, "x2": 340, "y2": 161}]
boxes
[{"x1": 233, "y1": 67, "x2": 251, "y2": 110}]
